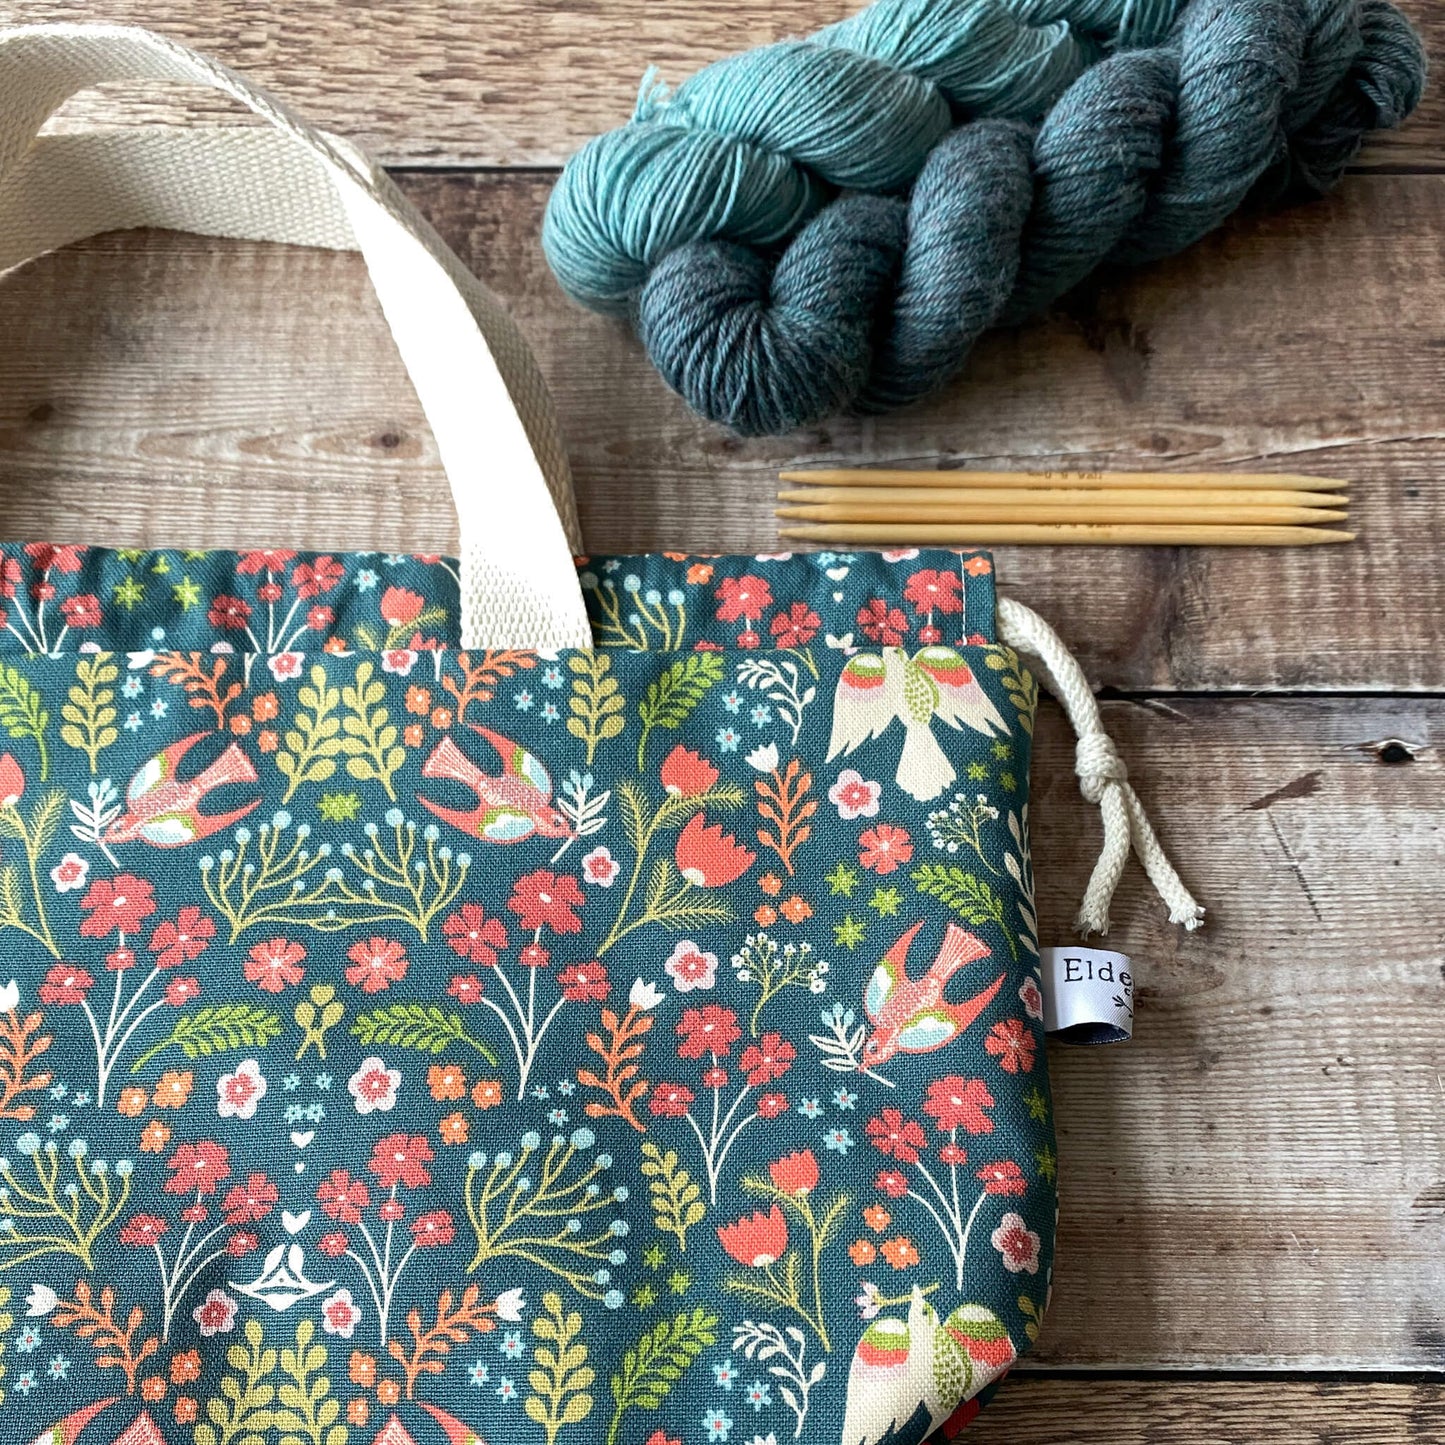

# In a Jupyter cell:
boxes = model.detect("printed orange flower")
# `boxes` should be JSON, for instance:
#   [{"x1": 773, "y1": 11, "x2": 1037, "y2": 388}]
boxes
[
  {"x1": 758, "y1": 872, "x2": 783, "y2": 897},
  {"x1": 963, "y1": 555, "x2": 993, "y2": 576},
  {"x1": 431, "y1": 707, "x2": 453, "y2": 729},
  {"x1": 230, "y1": 714, "x2": 252, "y2": 736},
  {"x1": 754, "y1": 904, "x2": 778, "y2": 926},
  {"x1": 174, "y1": 1398, "x2": 198, "y2": 1425},
  {"x1": 405, "y1": 685, "x2": 431, "y2": 715},
  {"x1": 768, "y1": 1149, "x2": 819, "y2": 1196},
  {"x1": 323, "y1": 636, "x2": 349, "y2": 655},
  {"x1": 347, "y1": 1399, "x2": 370, "y2": 1427},
  {"x1": 660, "y1": 745, "x2": 720, "y2": 799},
  {"x1": 471, "y1": 1079, "x2": 503, "y2": 1110},
  {"x1": 252, "y1": 692, "x2": 279, "y2": 722},
  {"x1": 717, "y1": 1204, "x2": 788, "y2": 1268},
  {"x1": 675, "y1": 814, "x2": 756, "y2": 888},
  {"x1": 863, "y1": 1203, "x2": 892, "y2": 1233},
  {"x1": 349, "y1": 1352, "x2": 377, "y2": 1388},
  {"x1": 140, "y1": 1120, "x2": 172, "y2": 1153},
  {"x1": 427, "y1": 1063, "x2": 467, "y2": 1101},
  {"x1": 404, "y1": 723, "x2": 424, "y2": 747},
  {"x1": 779, "y1": 895, "x2": 812, "y2": 924},
  {"x1": 153, "y1": 1071, "x2": 194, "y2": 1109},
  {"x1": 170, "y1": 1350, "x2": 202, "y2": 1385},
  {"x1": 116, "y1": 1085, "x2": 148, "y2": 1118},
  {"x1": 686, "y1": 563, "x2": 714, "y2": 585},
  {"x1": 257, "y1": 730, "x2": 278, "y2": 753},
  {"x1": 849, "y1": 1239, "x2": 876, "y2": 1266},
  {"x1": 376, "y1": 1379, "x2": 401, "y2": 1406},
  {"x1": 141, "y1": 1376, "x2": 167, "y2": 1402},
  {"x1": 880, "y1": 1236, "x2": 920, "y2": 1269},
  {"x1": 438, "y1": 1112, "x2": 469, "y2": 1145}
]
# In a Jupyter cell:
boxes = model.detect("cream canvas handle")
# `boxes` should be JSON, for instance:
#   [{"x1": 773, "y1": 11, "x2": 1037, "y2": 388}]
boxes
[{"x1": 0, "y1": 23, "x2": 593, "y2": 651}]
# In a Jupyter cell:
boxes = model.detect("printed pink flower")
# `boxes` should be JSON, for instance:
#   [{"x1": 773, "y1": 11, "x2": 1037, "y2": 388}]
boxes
[
  {"x1": 664, "y1": 940, "x2": 718, "y2": 993},
  {"x1": 345, "y1": 936, "x2": 409, "y2": 993},
  {"x1": 317, "y1": 1170, "x2": 370, "y2": 1224},
  {"x1": 216, "y1": 1059, "x2": 267, "y2": 1121},
  {"x1": 676, "y1": 1004, "x2": 741, "y2": 1060},
  {"x1": 866, "y1": 1109, "x2": 928, "y2": 1164},
  {"x1": 381, "y1": 649, "x2": 418, "y2": 676},
  {"x1": 769, "y1": 603, "x2": 820, "y2": 648},
  {"x1": 984, "y1": 1019, "x2": 1036, "y2": 1074},
  {"x1": 208, "y1": 595, "x2": 253, "y2": 630},
  {"x1": 922, "y1": 1076, "x2": 995, "y2": 1135},
  {"x1": 739, "y1": 1032, "x2": 795, "y2": 1086},
  {"x1": 368, "y1": 1133, "x2": 434, "y2": 1191},
  {"x1": 660, "y1": 746, "x2": 719, "y2": 798},
  {"x1": 166, "y1": 1141, "x2": 231, "y2": 1197},
  {"x1": 380, "y1": 586, "x2": 425, "y2": 626},
  {"x1": 149, "y1": 906, "x2": 215, "y2": 967},
  {"x1": 0, "y1": 753, "x2": 22, "y2": 806},
  {"x1": 120, "y1": 1213, "x2": 169, "y2": 1246},
  {"x1": 292, "y1": 556, "x2": 344, "y2": 598},
  {"x1": 559, "y1": 960, "x2": 609, "y2": 1002},
  {"x1": 648, "y1": 1082, "x2": 695, "y2": 1118},
  {"x1": 829, "y1": 770, "x2": 881, "y2": 820},
  {"x1": 978, "y1": 1160, "x2": 1028, "y2": 1197},
  {"x1": 244, "y1": 938, "x2": 306, "y2": 992},
  {"x1": 193, "y1": 1290, "x2": 239, "y2": 1337},
  {"x1": 348, "y1": 1056, "x2": 401, "y2": 1115},
  {"x1": 321, "y1": 1287, "x2": 362, "y2": 1339},
  {"x1": 79, "y1": 873, "x2": 157, "y2": 937},
  {"x1": 991, "y1": 1212, "x2": 1041, "y2": 1274},
  {"x1": 717, "y1": 1204, "x2": 787, "y2": 1267},
  {"x1": 38, "y1": 964, "x2": 93, "y2": 1004},
  {"x1": 59, "y1": 594, "x2": 101, "y2": 628},
  {"x1": 442, "y1": 905, "x2": 507, "y2": 965},
  {"x1": 715, "y1": 575, "x2": 774, "y2": 623},
  {"x1": 507, "y1": 871, "x2": 585, "y2": 934},
  {"x1": 1018, "y1": 977, "x2": 1044, "y2": 1021},
  {"x1": 581, "y1": 846, "x2": 620, "y2": 887},
  {"x1": 674, "y1": 814, "x2": 755, "y2": 888},
  {"x1": 410, "y1": 1210, "x2": 456, "y2": 1247},
  {"x1": 857, "y1": 597, "x2": 910, "y2": 646},
  {"x1": 306, "y1": 605, "x2": 334, "y2": 631},
  {"x1": 858, "y1": 824, "x2": 913, "y2": 874},
  {"x1": 903, "y1": 569, "x2": 964, "y2": 616}
]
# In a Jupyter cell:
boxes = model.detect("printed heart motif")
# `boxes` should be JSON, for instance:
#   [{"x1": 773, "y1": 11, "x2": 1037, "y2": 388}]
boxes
[
  {"x1": 294, "y1": 1162, "x2": 306, "y2": 1174},
  {"x1": 290, "y1": 1130, "x2": 314, "y2": 1149},
  {"x1": 833, "y1": 591, "x2": 845, "y2": 603},
  {"x1": 826, "y1": 567, "x2": 849, "y2": 581},
  {"x1": 282, "y1": 1209, "x2": 311, "y2": 1235}
]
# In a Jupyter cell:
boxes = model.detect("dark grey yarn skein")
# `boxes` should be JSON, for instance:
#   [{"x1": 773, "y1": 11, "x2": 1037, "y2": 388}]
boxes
[{"x1": 637, "y1": 0, "x2": 1426, "y2": 435}]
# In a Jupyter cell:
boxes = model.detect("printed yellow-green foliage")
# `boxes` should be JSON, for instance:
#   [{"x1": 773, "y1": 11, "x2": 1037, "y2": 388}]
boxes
[
  {"x1": 340, "y1": 660, "x2": 404, "y2": 799},
  {"x1": 640, "y1": 1142, "x2": 706, "y2": 1252},
  {"x1": 274, "y1": 1318, "x2": 347, "y2": 1445},
  {"x1": 606, "y1": 1308, "x2": 719, "y2": 1445},
  {"x1": 566, "y1": 652, "x2": 625, "y2": 764},
  {"x1": 526, "y1": 1291, "x2": 595, "y2": 1445},
  {"x1": 276, "y1": 665, "x2": 343, "y2": 801},
  {"x1": 194, "y1": 1317, "x2": 278, "y2": 1445},
  {"x1": 0, "y1": 664, "x2": 48, "y2": 779},
  {"x1": 60, "y1": 654, "x2": 118, "y2": 773},
  {"x1": 985, "y1": 646, "x2": 1038, "y2": 736},
  {"x1": 635, "y1": 652, "x2": 725, "y2": 769}
]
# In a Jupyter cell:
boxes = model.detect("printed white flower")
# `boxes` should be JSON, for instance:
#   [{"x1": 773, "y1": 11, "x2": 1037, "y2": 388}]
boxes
[
  {"x1": 348, "y1": 1056, "x2": 401, "y2": 1114},
  {"x1": 628, "y1": 979, "x2": 664, "y2": 1011},
  {"x1": 829, "y1": 768, "x2": 882, "y2": 820},
  {"x1": 216, "y1": 1058, "x2": 268, "y2": 1120},
  {"x1": 193, "y1": 1288, "x2": 239, "y2": 1336},
  {"x1": 320, "y1": 1287, "x2": 362, "y2": 1339},
  {"x1": 267, "y1": 651, "x2": 304, "y2": 681},
  {"x1": 49, "y1": 853, "x2": 89, "y2": 893},
  {"x1": 0, "y1": 979, "x2": 18, "y2": 1015},
  {"x1": 664, "y1": 940, "x2": 718, "y2": 993},
  {"x1": 381, "y1": 649, "x2": 418, "y2": 676},
  {"x1": 25, "y1": 1283, "x2": 57, "y2": 1317},
  {"x1": 746, "y1": 743, "x2": 780, "y2": 773},
  {"x1": 991, "y1": 1212, "x2": 1041, "y2": 1274},
  {"x1": 494, "y1": 1287, "x2": 526, "y2": 1322}
]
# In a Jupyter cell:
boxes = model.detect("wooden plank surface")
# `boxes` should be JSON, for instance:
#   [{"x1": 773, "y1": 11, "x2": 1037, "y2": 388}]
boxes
[
  {"x1": 969, "y1": 1379, "x2": 1445, "y2": 1443},
  {"x1": 1028, "y1": 697, "x2": 1442, "y2": 1368},
  {"x1": 4, "y1": 0, "x2": 1441, "y2": 170},
  {"x1": 0, "y1": 173, "x2": 1441, "y2": 691}
]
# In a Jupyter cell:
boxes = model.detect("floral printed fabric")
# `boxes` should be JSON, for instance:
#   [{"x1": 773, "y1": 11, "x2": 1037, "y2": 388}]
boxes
[{"x1": 0, "y1": 543, "x2": 1052, "y2": 1445}]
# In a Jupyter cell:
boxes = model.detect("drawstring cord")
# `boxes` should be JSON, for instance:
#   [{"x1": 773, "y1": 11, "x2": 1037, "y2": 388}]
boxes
[{"x1": 997, "y1": 597, "x2": 1204, "y2": 938}]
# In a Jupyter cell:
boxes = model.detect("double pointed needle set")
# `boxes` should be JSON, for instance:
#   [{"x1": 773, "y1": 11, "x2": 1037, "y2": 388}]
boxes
[{"x1": 776, "y1": 469, "x2": 1353, "y2": 547}]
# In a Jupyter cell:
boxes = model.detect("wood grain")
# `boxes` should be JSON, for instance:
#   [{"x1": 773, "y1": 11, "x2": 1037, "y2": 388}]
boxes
[
  {"x1": 0, "y1": 173, "x2": 1441, "y2": 690},
  {"x1": 968, "y1": 1379, "x2": 1445, "y2": 1442},
  {"x1": 2, "y1": 0, "x2": 1440, "y2": 170},
  {"x1": 1027, "y1": 696, "x2": 1442, "y2": 1367}
]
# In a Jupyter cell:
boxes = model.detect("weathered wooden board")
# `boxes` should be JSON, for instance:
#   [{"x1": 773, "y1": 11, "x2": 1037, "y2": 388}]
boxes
[
  {"x1": 969, "y1": 1379, "x2": 1445, "y2": 1443},
  {"x1": 5, "y1": 0, "x2": 1441, "y2": 170},
  {"x1": 0, "y1": 173, "x2": 1441, "y2": 691},
  {"x1": 1026, "y1": 696, "x2": 1442, "y2": 1368}
]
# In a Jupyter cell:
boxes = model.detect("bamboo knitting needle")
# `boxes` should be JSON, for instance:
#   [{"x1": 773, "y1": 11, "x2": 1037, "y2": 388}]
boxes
[
  {"x1": 776, "y1": 485, "x2": 1347, "y2": 510},
  {"x1": 778, "y1": 468, "x2": 1350, "y2": 491},
  {"x1": 777, "y1": 504, "x2": 1346, "y2": 526},
  {"x1": 776, "y1": 523, "x2": 1355, "y2": 546}
]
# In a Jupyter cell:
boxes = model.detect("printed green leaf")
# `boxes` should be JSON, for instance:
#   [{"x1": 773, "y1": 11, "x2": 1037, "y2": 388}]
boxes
[
  {"x1": 0, "y1": 663, "x2": 49, "y2": 780},
  {"x1": 566, "y1": 652, "x2": 626, "y2": 765},
  {"x1": 340, "y1": 660, "x2": 404, "y2": 800},
  {"x1": 526, "y1": 1291, "x2": 595, "y2": 1445},
  {"x1": 636, "y1": 653, "x2": 725, "y2": 770},
  {"x1": 276, "y1": 665, "x2": 343, "y2": 802},
  {"x1": 911, "y1": 863, "x2": 1017, "y2": 961},
  {"x1": 640, "y1": 1142, "x2": 706, "y2": 1252},
  {"x1": 130, "y1": 1004, "x2": 284, "y2": 1072},
  {"x1": 606, "y1": 1308, "x2": 718, "y2": 1445},
  {"x1": 351, "y1": 1004, "x2": 498, "y2": 1066},
  {"x1": 273, "y1": 1318, "x2": 347, "y2": 1445},
  {"x1": 984, "y1": 647, "x2": 1038, "y2": 736},
  {"x1": 193, "y1": 1317, "x2": 277, "y2": 1445},
  {"x1": 59, "y1": 654, "x2": 119, "y2": 773}
]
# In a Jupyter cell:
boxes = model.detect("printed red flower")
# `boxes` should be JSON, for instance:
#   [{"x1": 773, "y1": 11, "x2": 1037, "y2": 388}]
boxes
[
  {"x1": 857, "y1": 597, "x2": 910, "y2": 646},
  {"x1": 0, "y1": 753, "x2": 22, "y2": 806},
  {"x1": 180, "y1": 1204, "x2": 209, "y2": 1225},
  {"x1": 647, "y1": 1082, "x2": 695, "y2": 1118},
  {"x1": 984, "y1": 1019, "x2": 1036, "y2": 1074},
  {"x1": 368, "y1": 1133, "x2": 434, "y2": 1191},
  {"x1": 923, "y1": 1076, "x2": 996, "y2": 1135},
  {"x1": 59, "y1": 593, "x2": 102, "y2": 628},
  {"x1": 345, "y1": 936, "x2": 409, "y2": 993},
  {"x1": 507, "y1": 871, "x2": 585, "y2": 934},
  {"x1": 380, "y1": 586, "x2": 426, "y2": 626},
  {"x1": 105, "y1": 946, "x2": 136, "y2": 972},
  {"x1": 660, "y1": 745, "x2": 719, "y2": 798},
  {"x1": 39, "y1": 964, "x2": 93, "y2": 1004},
  {"x1": 317, "y1": 1170, "x2": 370, "y2": 1223},
  {"x1": 236, "y1": 548, "x2": 297, "y2": 575},
  {"x1": 79, "y1": 874, "x2": 157, "y2": 937},
  {"x1": 227, "y1": 1231, "x2": 260, "y2": 1256},
  {"x1": 676, "y1": 1004, "x2": 741, "y2": 1060},
  {"x1": 559, "y1": 960, "x2": 609, "y2": 1002},
  {"x1": 756, "y1": 1092, "x2": 789, "y2": 1119},
  {"x1": 409, "y1": 1210, "x2": 456, "y2": 1247},
  {"x1": 939, "y1": 1142, "x2": 967, "y2": 1165},
  {"x1": 769, "y1": 1149, "x2": 819, "y2": 1196},
  {"x1": 858, "y1": 824, "x2": 913, "y2": 875},
  {"x1": 165, "y1": 977, "x2": 201, "y2": 1006},
  {"x1": 307, "y1": 605, "x2": 334, "y2": 631},
  {"x1": 378, "y1": 1198, "x2": 406, "y2": 1223},
  {"x1": 717, "y1": 1204, "x2": 788, "y2": 1268},
  {"x1": 519, "y1": 942, "x2": 551, "y2": 968},
  {"x1": 120, "y1": 1214, "x2": 169, "y2": 1246},
  {"x1": 875, "y1": 1168, "x2": 910, "y2": 1198},
  {"x1": 701, "y1": 1066, "x2": 728, "y2": 1089},
  {"x1": 674, "y1": 814, "x2": 755, "y2": 888},
  {"x1": 739, "y1": 1032, "x2": 795, "y2": 1086},
  {"x1": 166, "y1": 1141, "x2": 231, "y2": 1197},
  {"x1": 27, "y1": 542, "x2": 85, "y2": 573},
  {"x1": 769, "y1": 603, "x2": 820, "y2": 648},
  {"x1": 448, "y1": 974, "x2": 485, "y2": 1003},
  {"x1": 208, "y1": 595, "x2": 253, "y2": 630},
  {"x1": 0, "y1": 556, "x2": 18, "y2": 598},
  {"x1": 318, "y1": 1231, "x2": 350, "y2": 1257},
  {"x1": 149, "y1": 907, "x2": 216, "y2": 967},
  {"x1": 978, "y1": 1160, "x2": 1028, "y2": 1197},
  {"x1": 866, "y1": 1109, "x2": 928, "y2": 1164},
  {"x1": 902, "y1": 569, "x2": 964, "y2": 616},
  {"x1": 645, "y1": 1433, "x2": 682, "y2": 1445},
  {"x1": 244, "y1": 938, "x2": 306, "y2": 992},
  {"x1": 442, "y1": 905, "x2": 508, "y2": 965},
  {"x1": 715, "y1": 575, "x2": 774, "y2": 623},
  {"x1": 292, "y1": 556, "x2": 344, "y2": 597},
  {"x1": 223, "y1": 1174, "x2": 280, "y2": 1224}
]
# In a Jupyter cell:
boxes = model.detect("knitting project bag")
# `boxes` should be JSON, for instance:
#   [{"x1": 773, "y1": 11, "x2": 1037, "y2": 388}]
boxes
[{"x1": 0, "y1": 26, "x2": 1200, "y2": 1445}]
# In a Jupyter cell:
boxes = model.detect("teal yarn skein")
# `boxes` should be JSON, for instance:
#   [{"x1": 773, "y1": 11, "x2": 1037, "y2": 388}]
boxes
[{"x1": 544, "y1": 0, "x2": 1189, "y2": 313}]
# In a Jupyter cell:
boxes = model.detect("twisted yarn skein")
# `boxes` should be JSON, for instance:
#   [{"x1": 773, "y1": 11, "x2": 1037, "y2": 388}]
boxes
[{"x1": 546, "y1": 0, "x2": 1425, "y2": 437}]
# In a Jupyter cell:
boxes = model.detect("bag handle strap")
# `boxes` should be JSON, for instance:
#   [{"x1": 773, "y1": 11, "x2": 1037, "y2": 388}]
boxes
[{"x1": 0, "y1": 23, "x2": 592, "y2": 651}]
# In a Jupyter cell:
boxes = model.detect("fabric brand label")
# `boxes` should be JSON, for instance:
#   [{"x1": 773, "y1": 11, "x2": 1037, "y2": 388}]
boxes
[{"x1": 1041, "y1": 946, "x2": 1134, "y2": 1044}]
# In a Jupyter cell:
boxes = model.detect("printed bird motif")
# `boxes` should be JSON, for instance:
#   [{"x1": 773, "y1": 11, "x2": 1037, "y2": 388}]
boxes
[
  {"x1": 861, "y1": 921, "x2": 1005, "y2": 1071},
  {"x1": 840, "y1": 1288, "x2": 1016, "y2": 1445},
  {"x1": 104, "y1": 732, "x2": 261, "y2": 848},
  {"x1": 24, "y1": 1398, "x2": 124, "y2": 1445},
  {"x1": 828, "y1": 645, "x2": 1008, "y2": 802},
  {"x1": 418, "y1": 727, "x2": 573, "y2": 843}
]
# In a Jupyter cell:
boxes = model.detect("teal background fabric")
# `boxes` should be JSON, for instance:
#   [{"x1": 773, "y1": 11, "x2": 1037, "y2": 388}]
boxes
[{"x1": 0, "y1": 544, "x2": 1052, "y2": 1445}]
